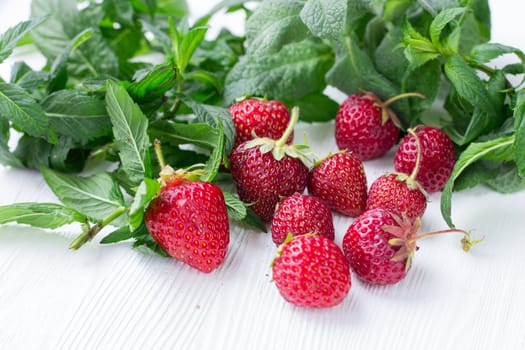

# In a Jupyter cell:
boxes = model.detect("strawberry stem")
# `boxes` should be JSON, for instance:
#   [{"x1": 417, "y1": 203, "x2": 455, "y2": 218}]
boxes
[
  {"x1": 408, "y1": 128, "x2": 422, "y2": 182},
  {"x1": 154, "y1": 139, "x2": 166, "y2": 169},
  {"x1": 382, "y1": 92, "x2": 426, "y2": 108},
  {"x1": 413, "y1": 228, "x2": 483, "y2": 252},
  {"x1": 276, "y1": 106, "x2": 299, "y2": 147},
  {"x1": 69, "y1": 206, "x2": 128, "y2": 250}
]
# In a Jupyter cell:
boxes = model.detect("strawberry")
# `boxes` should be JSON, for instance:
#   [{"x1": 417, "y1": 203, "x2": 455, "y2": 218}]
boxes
[
  {"x1": 229, "y1": 107, "x2": 310, "y2": 222},
  {"x1": 272, "y1": 234, "x2": 351, "y2": 308},
  {"x1": 271, "y1": 193, "x2": 334, "y2": 245},
  {"x1": 394, "y1": 126, "x2": 455, "y2": 192},
  {"x1": 335, "y1": 92, "x2": 425, "y2": 160},
  {"x1": 229, "y1": 98, "x2": 292, "y2": 149},
  {"x1": 342, "y1": 208, "x2": 480, "y2": 285},
  {"x1": 307, "y1": 151, "x2": 367, "y2": 217},
  {"x1": 145, "y1": 172, "x2": 230, "y2": 273},
  {"x1": 366, "y1": 173, "x2": 427, "y2": 219}
]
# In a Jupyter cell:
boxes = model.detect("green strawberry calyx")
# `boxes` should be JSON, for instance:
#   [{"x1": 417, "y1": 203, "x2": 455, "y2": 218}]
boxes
[
  {"x1": 384, "y1": 211, "x2": 483, "y2": 272},
  {"x1": 241, "y1": 106, "x2": 314, "y2": 166},
  {"x1": 154, "y1": 139, "x2": 207, "y2": 185}
]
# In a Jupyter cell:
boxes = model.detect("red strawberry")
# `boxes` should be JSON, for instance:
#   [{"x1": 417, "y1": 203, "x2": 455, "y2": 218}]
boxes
[
  {"x1": 145, "y1": 172, "x2": 229, "y2": 273},
  {"x1": 229, "y1": 107, "x2": 310, "y2": 222},
  {"x1": 335, "y1": 92, "x2": 425, "y2": 160},
  {"x1": 272, "y1": 234, "x2": 351, "y2": 308},
  {"x1": 366, "y1": 173, "x2": 427, "y2": 219},
  {"x1": 229, "y1": 98, "x2": 292, "y2": 149},
  {"x1": 342, "y1": 208, "x2": 414, "y2": 285},
  {"x1": 394, "y1": 126, "x2": 455, "y2": 192},
  {"x1": 342, "y1": 208, "x2": 479, "y2": 285},
  {"x1": 307, "y1": 151, "x2": 367, "y2": 217},
  {"x1": 271, "y1": 193, "x2": 334, "y2": 245}
]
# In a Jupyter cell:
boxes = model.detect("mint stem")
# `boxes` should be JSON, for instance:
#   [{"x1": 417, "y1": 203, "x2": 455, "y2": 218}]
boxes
[
  {"x1": 276, "y1": 106, "x2": 299, "y2": 147},
  {"x1": 69, "y1": 206, "x2": 127, "y2": 250}
]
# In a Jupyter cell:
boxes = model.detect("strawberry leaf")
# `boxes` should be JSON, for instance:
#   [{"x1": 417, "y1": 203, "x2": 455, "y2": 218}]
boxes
[{"x1": 0, "y1": 202, "x2": 86, "y2": 229}]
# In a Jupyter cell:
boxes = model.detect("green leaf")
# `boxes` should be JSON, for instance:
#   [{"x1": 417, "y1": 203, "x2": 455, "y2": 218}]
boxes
[
  {"x1": 184, "y1": 100, "x2": 236, "y2": 154},
  {"x1": 441, "y1": 135, "x2": 515, "y2": 227},
  {"x1": 9, "y1": 62, "x2": 49, "y2": 91},
  {"x1": 31, "y1": 0, "x2": 118, "y2": 78},
  {"x1": 103, "y1": 0, "x2": 134, "y2": 27},
  {"x1": 41, "y1": 167, "x2": 126, "y2": 224},
  {"x1": 486, "y1": 162, "x2": 525, "y2": 193},
  {"x1": 130, "y1": 223, "x2": 170, "y2": 257},
  {"x1": 0, "y1": 17, "x2": 47, "y2": 63},
  {"x1": 202, "y1": 122, "x2": 225, "y2": 183},
  {"x1": 106, "y1": 80, "x2": 150, "y2": 189},
  {"x1": 469, "y1": 43, "x2": 525, "y2": 66},
  {"x1": 0, "y1": 82, "x2": 54, "y2": 142},
  {"x1": 300, "y1": 0, "x2": 347, "y2": 41},
  {"x1": 0, "y1": 119, "x2": 22, "y2": 167},
  {"x1": 100, "y1": 226, "x2": 132, "y2": 244},
  {"x1": 401, "y1": 19, "x2": 441, "y2": 70},
  {"x1": 444, "y1": 54, "x2": 495, "y2": 115},
  {"x1": 223, "y1": 190, "x2": 267, "y2": 232},
  {"x1": 225, "y1": 39, "x2": 334, "y2": 107},
  {"x1": 129, "y1": 178, "x2": 160, "y2": 231},
  {"x1": 149, "y1": 121, "x2": 220, "y2": 150},
  {"x1": 0, "y1": 202, "x2": 86, "y2": 229},
  {"x1": 42, "y1": 90, "x2": 112, "y2": 144},
  {"x1": 156, "y1": 0, "x2": 189, "y2": 17},
  {"x1": 327, "y1": 35, "x2": 397, "y2": 100},
  {"x1": 429, "y1": 7, "x2": 465, "y2": 49},
  {"x1": 124, "y1": 61, "x2": 177, "y2": 102},
  {"x1": 513, "y1": 89, "x2": 525, "y2": 176},
  {"x1": 284, "y1": 92, "x2": 339, "y2": 122},
  {"x1": 244, "y1": 0, "x2": 309, "y2": 54},
  {"x1": 46, "y1": 29, "x2": 95, "y2": 93}
]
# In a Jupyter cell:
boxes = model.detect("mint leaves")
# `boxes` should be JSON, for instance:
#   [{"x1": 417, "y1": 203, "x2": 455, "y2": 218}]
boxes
[
  {"x1": 224, "y1": 0, "x2": 525, "y2": 227},
  {"x1": 0, "y1": 0, "x2": 252, "y2": 254},
  {"x1": 1, "y1": 0, "x2": 525, "y2": 248}
]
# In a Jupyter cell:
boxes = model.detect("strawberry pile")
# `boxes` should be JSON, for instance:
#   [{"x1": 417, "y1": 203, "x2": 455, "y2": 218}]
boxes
[{"x1": 225, "y1": 94, "x2": 481, "y2": 308}]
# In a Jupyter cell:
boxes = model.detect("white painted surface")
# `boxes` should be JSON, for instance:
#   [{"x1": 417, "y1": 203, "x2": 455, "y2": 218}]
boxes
[{"x1": 1, "y1": 1, "x2": 525, "y2": 349}]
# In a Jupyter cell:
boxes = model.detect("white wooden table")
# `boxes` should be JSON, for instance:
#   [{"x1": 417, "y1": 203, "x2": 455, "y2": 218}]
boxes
[{"x1": 1, "y1": 1, "x2": 525, "y2": 349}]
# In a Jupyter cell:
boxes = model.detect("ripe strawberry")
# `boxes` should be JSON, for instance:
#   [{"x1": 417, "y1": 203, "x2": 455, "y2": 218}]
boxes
[
  {"x1": 394, "y1": 126, "x2": 455, "y2": 192},
  {"x1": 271, "y1": 193, "x2": 334, "y2": 245},
  {"x1": 335, "y1": 92, "x2": 425, "y2": 160},
  {"x1": 229, "y1": 107, "x2": 310, "y2": 222},
  {"x1": 342, "y1": 208, "x2": 413, "y2": 285},
  {"x1": 342, "y1": 208, "x2": 480, "y2": 285},
  {"x1": 366, "y1": 173, "x2": 427, "y2": 219},
  {"x1": 229, "y1": 98, "x2": 292, "y2": 149},
  {"x1": 145, "y1": 171, "x2": 229, "y2": 273},
  {"x1": 307, "y1": 151, "x2": 367, "y2": 217},
  {"x1": 272, "y1": 234, "x2": 351, "y2": 308}
]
